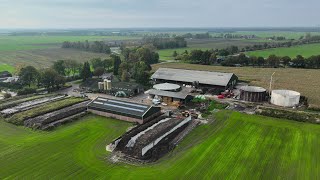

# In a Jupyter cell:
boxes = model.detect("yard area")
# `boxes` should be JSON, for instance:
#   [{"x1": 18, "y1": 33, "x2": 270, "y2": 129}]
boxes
[
  {"x1": 0, "y1": 111, "x2": 319, "y2": 179},
  {"x1": 152, "y1": 63, "x2": 320, "y2": 108}
]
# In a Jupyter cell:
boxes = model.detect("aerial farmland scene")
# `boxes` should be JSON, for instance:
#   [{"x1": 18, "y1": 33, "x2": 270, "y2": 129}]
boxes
[{"x1": 0, "y1": 1, "x2": 319, "y2": 179}]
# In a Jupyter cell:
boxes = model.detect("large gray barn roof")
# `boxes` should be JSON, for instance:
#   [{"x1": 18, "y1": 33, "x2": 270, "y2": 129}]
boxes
[
  {"x1": 151, "y1": 68, "x2": 235, "y2": 87},
  {"x1": 88, "y1": 97, "x2": 152, "y2": 118}
]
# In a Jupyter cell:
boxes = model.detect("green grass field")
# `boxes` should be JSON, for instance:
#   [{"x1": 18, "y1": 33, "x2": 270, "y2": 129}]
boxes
[
  {"x1": 0, "y1": 64, "x2": 15, "y2": 73},
  {"x1": 246, "y1": 43, "x2": 320, "y2": 58},
  {"x1": 0, "y1": 35, "x2": 139, "y2": 52},
  {"x1": 0, "y1": 111, "x2": 319, "y2": 179}
]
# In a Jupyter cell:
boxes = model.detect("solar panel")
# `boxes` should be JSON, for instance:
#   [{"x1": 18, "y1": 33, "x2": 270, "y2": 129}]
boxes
[
  {"x1": 97, "y1": 98, "x2": 108, "y2": 102},
  {"x1": 93, "y1": 101, "x2": 103, "y2": 105},
  {"x1": 107, "y1": 99, "x2": 148, "y2": 109},
  {"x1": 103, "y1": 103, "x2": 145, "y2": 113}
]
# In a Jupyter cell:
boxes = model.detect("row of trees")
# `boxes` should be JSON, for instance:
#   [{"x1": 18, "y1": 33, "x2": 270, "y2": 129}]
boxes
[
  {"x1": 221, "y1": 54, "x2": 320, "y2": 69},
  {"x1": 142, "y1": 36, "x2": 187, "y2": 49},
  {"x1": 118, "y1": 45, "x2": 162, "y2": 85},
  {"x1": 18, "y1": 66, "x2": 65, "y2": 89},
  {"x1": 182, "y1": 32, "x2": 211, "y2": 39},
  {"x1": 78, "y1": 45, "x2": 158, "y2": 86},
  {"x1": 62, "y1": 40, "x2": 111, "y2": 53},
  {"x1": 173, "y1": 49, "x2": 218, "y2": 65}
]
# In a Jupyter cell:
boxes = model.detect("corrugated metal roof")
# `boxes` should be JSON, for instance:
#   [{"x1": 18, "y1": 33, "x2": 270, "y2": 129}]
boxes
[
  {"x1": 148, "y1": 89, "x2": 189, "y2": 99},
  {"x1": 87, "y1": 97, "x2": 152, "y2": 118},
  {"x1": 151, "y1": 68, "x2": 235, "y2": 86}
]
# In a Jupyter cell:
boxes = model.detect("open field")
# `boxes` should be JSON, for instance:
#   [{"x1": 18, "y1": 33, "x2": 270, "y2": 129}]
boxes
[
  {"x1": 0, "y1": 35, "x2": 140, "y2": 52},
  {"x1": 0, "y1": 111, "x2": 319, "y2": 179},
  {"x1": 0, "y1": 48, "x2": 109, "y2": 68},
  {"x1": 152, "y1": 63, "x2": 320, "y2": 107},
  {"x1": 0, "y1": 35, "x2": 139, "y2": 68},
  {"x1": 246, "y1": 43, "x2": 320, "y2": 58},
  {"x1": 0, "y1": 64, "x2": 15, "y2": 73}
]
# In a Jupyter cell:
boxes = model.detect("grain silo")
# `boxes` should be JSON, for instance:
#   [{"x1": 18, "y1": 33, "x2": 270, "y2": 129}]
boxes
[
  {"x1": 103, "y1": 79, "x2": 112, "y2": 90},
  {"x1": 98, "y1": 82, "x2": 104, "y2": 90},
  {"x1": 271, "y1": 90, "x2": 300, "y2": 107},
  {"x1": 240, "y1": 86, "x2": 267, "y2": 102}
]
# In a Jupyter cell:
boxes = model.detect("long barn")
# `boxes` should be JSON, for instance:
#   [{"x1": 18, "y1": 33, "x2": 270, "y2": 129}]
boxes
[
  {"x1": 151, "y1": 68, "x2": 238, "y2": 90},
  {"x1": 87, "y1": 97, "x2": 161, "y2": 124}
]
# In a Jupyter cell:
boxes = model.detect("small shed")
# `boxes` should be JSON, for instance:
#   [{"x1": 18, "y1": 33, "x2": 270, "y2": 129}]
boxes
[
  {"x1": 87, "y1": 97, "x2": 161, "y2": 124},
  {"x1": 0, "y1": 71, "x2": 12, "y2": 78},
  {"x1": 148, "y1": 89, "x2": 192, "y2": 104}
]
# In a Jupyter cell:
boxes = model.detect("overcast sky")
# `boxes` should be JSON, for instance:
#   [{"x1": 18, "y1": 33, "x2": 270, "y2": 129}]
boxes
[{"x1": 0, "y1": 0, "x2": 319, "y2": 29}]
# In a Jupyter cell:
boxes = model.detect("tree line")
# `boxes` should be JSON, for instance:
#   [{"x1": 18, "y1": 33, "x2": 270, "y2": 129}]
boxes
[
  {"x1": 81, "y1": 45, "x2": 159, "y2": 86},
  {"x1": 142, "y1": 36, "x2": 187, "y2": 49},
  {"x1": 173, "y1": 48, "x2": 320, "y2": 69},
  {"x1": 62, "y1": 40, "x2": 111, "y2": 54},
  {"x1": 221, "y1": 54, "x2": 320, "y2": 69}
]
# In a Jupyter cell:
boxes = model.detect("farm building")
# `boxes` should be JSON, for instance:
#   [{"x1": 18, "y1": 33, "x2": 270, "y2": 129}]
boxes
[
  {"x1": 98, "y1": 80, "x2": 144, "y2": 97},
  {"x1": 87, "y1": 97, "x2": 161, "y2": 124},
  {"x1": 0, "y1": 71, "x2": 12, "y2": 78},
  {"x1": 271, "y1": 90, "x2": 301, "y2": 107},
  {"x1": 148, "y1": 89, "x2": 192, "y2": 104},
  {"x1": 151, "y1": 68, "x2": 238, "y2": 90},
  {"x1": 111, "y1": 82, "x2": 144, "y2": 97},
  {"x1": 240, "y1": 86, "x2": 267, "y2": 102}
]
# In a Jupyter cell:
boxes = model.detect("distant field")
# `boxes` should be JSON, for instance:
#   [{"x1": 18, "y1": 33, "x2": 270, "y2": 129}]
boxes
[
  {"x1": 0, "y1": 35, "x2": 138, "y2": 67},
  {"x1": 0, "y1": 111, "x2": 319, "y2": 179},
  {"x1": 152, "y1": 63, "x2": 320, "y2": 107},
  {"x1": 0, "y1": 35, "x2": 139, "y2": 52},
  {"x1": 0, "y1": 64, "x2": 15, "y2": 73},
  {"x1": 0, "y1": 48, "x2": 109, "y2": 68},
  {"x1": 219, "y1": 31, "x2": 320, "y2": 39},
  {"x1": 246, "y1": 43, "x2": 320, "y2": 58}
]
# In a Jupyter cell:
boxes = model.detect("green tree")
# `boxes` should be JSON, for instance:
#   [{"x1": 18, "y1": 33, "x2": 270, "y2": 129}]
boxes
[
  {"x1": 19, "y1": 66, "x2": 39, "y2": 87},
  {"x1": 121, "y1": 71, "x2": 130, "y2": 82},
  {"x1": 281, "y1": 56, "x2": 291, "y2": 67},
  {"x1": 267, "y1": 55, "x2": 280, "y2": 68},
  {"x1": 292, "y1": 55, "x2": 305, "y2": 68},
  {"x1": 209, "y1": 53, "x2": 217, "y2": 64},
  {"x1": 52, "y1": 60, "x2": 66, "y2": 75},
  {"x1": 93, "y1": 67, "x2": 105, "y2": 78},
  {"x1": 132, "y1": 61, "x2": 150, "y2": 85},
  {"x1": 118, "y1": 61, "x2": 130, "y2": 77},
  {"x1": 80, "y1": 62, "x2": 92, "y2": 81},
  {"x1": 112, "y1": 55, "x2": 122, "y2": 75},
  {"x1": 103, "y1": 58, "x2": 113, "y2": 71},
  {"x1": 41, "y1": 69, "x2": 65, "y2": 89},
  {"x1": 172, "y1": 51, "x2": 178, "y2": 57},
  {"x1": 90, "y1": 58, "x2": 104, "y2": 70},
  {"x1": 257, "y1": 57, "x2": 265, "y2": 67}
]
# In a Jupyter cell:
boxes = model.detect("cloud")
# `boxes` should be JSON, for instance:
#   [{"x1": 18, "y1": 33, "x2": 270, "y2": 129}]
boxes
[{"x1": 0, "y1": 0, "x2": 319, "y2": 28}]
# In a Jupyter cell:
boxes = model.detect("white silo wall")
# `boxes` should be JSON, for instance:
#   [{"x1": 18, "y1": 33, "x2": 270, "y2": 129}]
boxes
[{"x1": 271, "y1": 90, "x2": 300, "y2": 107}]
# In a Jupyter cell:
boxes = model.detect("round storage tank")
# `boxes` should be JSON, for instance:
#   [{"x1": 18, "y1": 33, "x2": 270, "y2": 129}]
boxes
[
  {"x1": 271, "y1": 90, "x2": 300, "y2": 107},
  {"x1": 153, "y1": 83, "x2": 181, "y2": 92},
  {"x1": 240, "y1": 86, "x2": 267, "y2": 102}
]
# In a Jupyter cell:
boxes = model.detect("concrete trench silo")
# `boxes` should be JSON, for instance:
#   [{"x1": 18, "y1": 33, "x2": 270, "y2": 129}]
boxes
[
  {"x1": 271, "y1": 90, "x2": 300, "y2": 107},
  {"x1": 240, "y1": 86, "x2": 267, "y2": 102}
]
